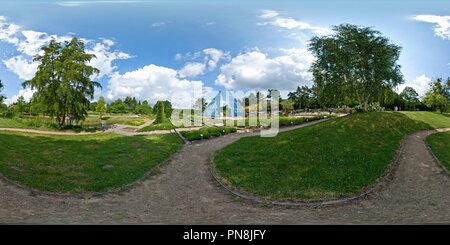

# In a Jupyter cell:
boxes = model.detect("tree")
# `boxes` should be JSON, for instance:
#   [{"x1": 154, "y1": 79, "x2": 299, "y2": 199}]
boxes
[
  {"x1": 96, "y1": 96, "x2": 106, "y2": 119},
  {"x1": 15, "y1": 96, "x2": 26, "y2": 114},
  {"x1": 309, "y1": 24, "x2": 404, "y2": 111},
  {"x1": 22, "y1": 37, "x2": 101, "y2": 128},
  {"x1": 135, "y1": 100, "x2": 152, "y2": 115},
  {"x1": 154, "y1": 101, "x2": 167, "y2": 124},
  {"x1": 107, "y1": 99, "x2": 127, "y2": 113},
  {"x1": 0, "y1": 80, "x2": 4, "y2": 104},
  {"x1": 153, "y1": 100, "x2": 172, "y2": 118},
  {"x1": 194, "y1": 98, "x2": 208, "y2": 112},
  {"x1": 280, "y1": 100, "x2": 294, "y2": 116},
  {"x1": 423, "y1": 78, "x2": 449, "y2": 113},
  {"x1": 400, "y1": 87, "x2": 419, "y2": 111}
]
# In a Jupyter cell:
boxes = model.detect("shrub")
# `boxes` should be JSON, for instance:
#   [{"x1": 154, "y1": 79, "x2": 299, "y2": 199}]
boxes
[{"x1": 181, "y1": 126, "x2": 237, "y2": 141}]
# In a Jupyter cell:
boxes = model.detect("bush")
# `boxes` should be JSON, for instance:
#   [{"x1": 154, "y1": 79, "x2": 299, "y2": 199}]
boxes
[
  {"x1": 278, "y1": 115, "x2": 325, "y2": 126},
  {"x1": 181, "y1": 126, "x2": 237, "y2": 141}
]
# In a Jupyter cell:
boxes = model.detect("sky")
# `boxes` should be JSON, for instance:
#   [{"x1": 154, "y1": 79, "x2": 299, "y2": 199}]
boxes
[{"x1": 0, "y1": 0, "x2": 450, "y2": 107}]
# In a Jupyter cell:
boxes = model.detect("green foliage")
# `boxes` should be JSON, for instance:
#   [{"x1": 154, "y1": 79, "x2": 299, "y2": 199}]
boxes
[
  {"x1": 155, "y1": 103, "x2": 168, "y2": 124},
  {"x1": 138, "y1": 122, "x2": 176, "y2": 132},
  {"x1": 0, "y1": 132, "x2": 182, "y2": 192},
  {"x1": 181, "y1": 127, "x2": 237, "y2": 141},
  {"x1": 214, "y1": 112, "x2": 431, "y2": 200},
  {"x1": 134, "y1": 100, "x2": 152, "y2": 115},
  {"x1": 0, "y1": 79, "x2": 5, "y2": 105},
  {"x1": 287, "y1": 86, "x2": 319, "y2": 110},
  {"x1": 280, "y1": 100, "x2": 294, "y2": 116},
  {"x1": 423, "y1": 78, "x2": 449, "y2": 113},
  {"x1": 107, "y1": 99, "x2": 127, "y2": 113},
  {"x1": 400, "y1": 87, "x2": 419, "y2": 111},
  {"x1": 278, "y1": 115, "x2": 327, "y2": 126},
  {"x1": 22, "y1": 37, "x2": 101, "y2": 128},
  {"x1": 95, "y1": 96, "x2": 106, "y2": 118},
  {"x1": 309, "y1": 24, "x2": 403, "y2": 110},
  {"x1": 153, "y1": 100, "x2": 172, "y2": 118}
]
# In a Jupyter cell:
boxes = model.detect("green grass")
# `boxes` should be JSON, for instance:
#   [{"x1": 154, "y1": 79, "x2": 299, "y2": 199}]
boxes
[
  {"x1": 181, "y1": 127, "x2": 237, "y2": 141},
  {"x1": 214, "y1": 112, "x2": 432, "y2": 201},
  {"x1": 138, "y1": 122, "x2": 179, "y2": 132},
  {"x1": 401, "y1": 111, "x2": 450, "y2": 128},
  {"x1": 0, "y1": 116, "x2": 57, "y2": 130},
  {"x1": 427, "y1": 131, "x2": 450, "y2": 171},
  {"x1": 0, "y1": 132, "x2": 183, "y2": 193}
]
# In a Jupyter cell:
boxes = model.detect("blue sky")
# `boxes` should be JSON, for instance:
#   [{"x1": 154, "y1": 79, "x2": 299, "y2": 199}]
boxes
[{"x1": 1, "y1": 0, "x2": 450, "y2": 107}]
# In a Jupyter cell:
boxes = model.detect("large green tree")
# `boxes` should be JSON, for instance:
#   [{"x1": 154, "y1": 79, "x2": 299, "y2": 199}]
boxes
[
  {"x1": 423, "y1": 78, "x2": 449, "y2": 113},
  {"x1": 22, "y1": 37, "x2": 101, "y2": 128},
  {"x1": 399, "y1": 86, "x2": 419, "y2": 110},
  {"x1": 309, "y1": 24, "x2": 404, "y2": 111}
]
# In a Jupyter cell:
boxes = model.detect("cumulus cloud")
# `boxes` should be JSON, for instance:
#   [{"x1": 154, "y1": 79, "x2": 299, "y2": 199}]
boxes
[
  {"x1": 258, "y1": 10, "x2": 333, "y2": 36},
  {"x1": 215, "y1": 48, "x2": 314, "y2": 92},
  {"x1": 0, "y1": 16, "x2": 132, "y2": 103},
  {"x1": 413, "y1": 15, "x2": 450, "y2": 40},
  {"x1": 175, "y1": 48, "x2": 230, "y2": 78},
  {"x1": 106, "y1": 64, "x2": 215, "y2": 108},
  {"x1": 4, "y1": 88, "x2": 36, "y2": 104},
  {"x1": 3, "y1": 56, "x2": 39, "y2": 80},
  {"x1": 87, "y1": 39, "x2": 132, "y2": 79},
  {"x1": 0, "y1": 16, "x2": 131, "y2": 79},
  {"x1": 398, "y1": 74, "x2": 431, "y2": 97},
  {"x1": 178, "y1": 62, "x2": 206, "y2": 78}
]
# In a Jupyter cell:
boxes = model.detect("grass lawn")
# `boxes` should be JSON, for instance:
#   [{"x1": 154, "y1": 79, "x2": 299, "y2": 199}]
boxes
[
  {"x1": 0, "y1": 132, "x2": 183, "y2": 193},
  {"x1": 401, "y1": 111, "x2": 450, "y2": 128},
  {"x1": 427, "y1": 131, "x2": 450, "y2": 171},
  {"x1": 0, "y1": 116, "x2": 56, "y2": 130},
  {"x1": 214, "y1": 112, "x2": 434, "y2": 200}
]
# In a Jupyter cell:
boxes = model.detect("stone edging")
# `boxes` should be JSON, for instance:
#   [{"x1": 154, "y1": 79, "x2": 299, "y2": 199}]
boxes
[
  {"x1": 209, "y1": 130, "x2": 410, "y2": 207},
  {"x1": 0, "y1": 146, "x2": 184, "y2": 199},
  {"x1": 424, "y1": 131, "x2": 450, "y2": 178}
]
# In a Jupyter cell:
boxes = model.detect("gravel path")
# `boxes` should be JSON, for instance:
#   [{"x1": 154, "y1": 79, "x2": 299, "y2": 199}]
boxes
[{"x1": 1, "y1": 122, "x2": 450, "y2": 224}]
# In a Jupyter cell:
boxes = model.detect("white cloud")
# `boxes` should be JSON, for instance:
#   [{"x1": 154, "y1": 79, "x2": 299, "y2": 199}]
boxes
[
  {"x1": 260, "y1": 10, "x2": 279, "y2": 19},
  {"x1": 57, "y1": 1, "x2": 143, "y2": 7},
  {"x1": 87, "y1": 39, "x2": 132, "y2": 79},
  {"x1": 205, "y1": 21, "x2": 216, "y2": 26},
  {"x1": 215, "y1": 48, "x2": 314, "y2": 91},
  {"x1": 175, "y1": 48, "x2": 230, "y2": 78},
  {"x1": 151, "y1": 22, "x2": 165, "y2": 27},
  {"x1": 4, "y1": 88, "x2": 36, "y2": 105},
  {"x1": 3, "y1": 56, "x2": 39, "y2": 80},
  {"x1": 398, "y1": 74, "x2": 431, "y2": 97},
  {"x1": 413, "y1": 15, "x2": 450, "y2": 40},
  {"x1": 0, "y1": 17, "x2": 20, "y2": 45},
  {"x1": 178, "y1": 62, "x2": 206, "y2": 78},
  {"x1": 203, "y1": 48, "x2": 230, "y2": 70},
  {"x1": 258, "y1": 10, "x2": 333, "y2": 36},
  {"x1": 107, "y1": 64, "x2": 215, "y2": 108},
  {"x1": 0, "y1": 16, "x2": 131, "y2": 81}
]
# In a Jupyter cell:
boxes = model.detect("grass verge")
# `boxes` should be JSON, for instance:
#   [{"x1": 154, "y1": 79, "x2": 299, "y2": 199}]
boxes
[
  {"x1": 427, "y1": 131, "x2": 450, "y2": 171},
  {"x1": 214, "y1": 112, "x2": 436, "y2": 200},
  {"x1": 0, "y1": 132, "x2": 182, "y2": 193}
]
